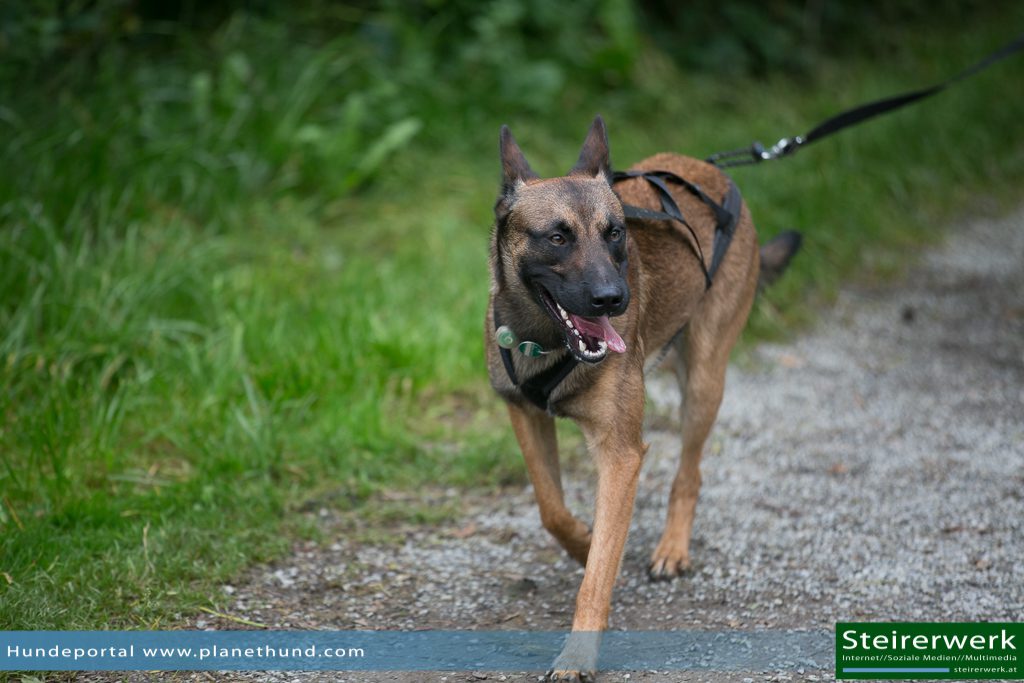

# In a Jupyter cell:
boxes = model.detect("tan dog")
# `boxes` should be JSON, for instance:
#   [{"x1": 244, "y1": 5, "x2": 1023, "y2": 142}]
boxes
[{"x1": 485, "y1": 116, "x2": 799, "y2": 681}]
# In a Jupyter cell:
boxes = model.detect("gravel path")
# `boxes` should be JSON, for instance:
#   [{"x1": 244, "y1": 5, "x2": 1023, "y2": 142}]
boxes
[{"x1": 84, "y1": 206, "x2": 1024, "y2": 682}]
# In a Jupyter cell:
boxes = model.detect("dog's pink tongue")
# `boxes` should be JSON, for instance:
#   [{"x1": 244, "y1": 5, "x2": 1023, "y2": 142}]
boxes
[{"x1": 571, "y1": 314, "x2": 627, "y2": 353}]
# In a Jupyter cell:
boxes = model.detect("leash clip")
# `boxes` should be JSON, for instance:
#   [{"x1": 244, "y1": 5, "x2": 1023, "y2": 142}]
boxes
[
  {"x1": 761, "y1": 136, "x2": 804, "y2": 161},
  {"x1": 707, "y1": 136, "x2": 803, "y2": 167}
]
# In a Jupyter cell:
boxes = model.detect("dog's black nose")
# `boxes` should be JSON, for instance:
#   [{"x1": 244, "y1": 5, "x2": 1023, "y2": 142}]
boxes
[{"x1": 590, "y1": 285, "x2": 624, "y2": 314}]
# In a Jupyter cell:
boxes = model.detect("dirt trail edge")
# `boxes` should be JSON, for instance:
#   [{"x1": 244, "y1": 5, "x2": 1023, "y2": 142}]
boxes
[{"x1": 89, "y1": 207, "x2": 1024, "y2": 683}]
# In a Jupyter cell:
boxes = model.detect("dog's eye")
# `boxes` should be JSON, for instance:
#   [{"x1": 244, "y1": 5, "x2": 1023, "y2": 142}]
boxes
[
  {"x1": 549, "y1": 233, "x2": 567, "y2": 246},
  {"x1": 608, "y1": 227, "x2": 624, "y2": 242}
]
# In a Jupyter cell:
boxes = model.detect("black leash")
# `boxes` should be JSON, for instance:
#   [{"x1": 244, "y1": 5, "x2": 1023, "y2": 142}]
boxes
[{"x1": 707, "y1": 33, "x2": 1024, "y2": 168}]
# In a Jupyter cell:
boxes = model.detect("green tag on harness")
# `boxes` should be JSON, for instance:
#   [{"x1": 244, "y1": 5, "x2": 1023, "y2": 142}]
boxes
[
  {"x1": 495, "y1": 325, "x2": 517, "y2": 349},
  {"x1": 518, "y1": 341, "x2": 545, "y2": 357}
]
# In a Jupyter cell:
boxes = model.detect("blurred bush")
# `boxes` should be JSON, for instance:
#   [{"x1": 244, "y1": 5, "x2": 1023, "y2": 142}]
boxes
[
  {"x1": 0, "y1": 0, "x2": 1008, "y2": 214},
  {"x1": 363, "y1": 0, "x2": 638, "y2": 111},
  {"x1": 0, "y1": 0, "x2": 643, "y2": 228},
  {"x1": 2, "y1": 0, "x2": 996, "y2": 83},
  {"x1": 1, "y1": 0, "x2": 639, "y2": 109},
  {"x1": 637, "y1": 0, "x2": 989, "y2": 74}
]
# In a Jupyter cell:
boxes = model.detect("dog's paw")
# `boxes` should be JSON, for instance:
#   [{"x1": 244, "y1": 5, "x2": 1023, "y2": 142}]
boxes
[
  {"x1": 648, "y1": 540, "x2": 691, "y2": 581},
  {"x1": 546, "y1": 668, "x2": 596, "y2": 682},
  {"x1": 549, "y1": 632, "x2": 600, "y2": 681}
]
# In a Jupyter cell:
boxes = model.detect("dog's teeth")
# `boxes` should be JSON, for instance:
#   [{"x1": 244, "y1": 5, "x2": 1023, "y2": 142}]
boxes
[
  {"x1": 560, "y1": 309, "x2": 569, "y2": 320},
  {"x1": 578, "y1": 340, "x2": 586, "y2": 352},
  {"x1": 566, "y1": 319, "x2": 574, "y2": 329},
  {"x1": 598, "y1": 341, "x2": 607, "y2": 351}
]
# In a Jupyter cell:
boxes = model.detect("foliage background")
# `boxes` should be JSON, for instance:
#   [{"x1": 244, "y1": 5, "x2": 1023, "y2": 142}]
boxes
[{"x1": 1, "y1": 0, "x2": 1022, "y2": 629}]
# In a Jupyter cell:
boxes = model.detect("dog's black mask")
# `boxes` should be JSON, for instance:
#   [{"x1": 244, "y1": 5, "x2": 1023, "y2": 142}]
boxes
[{"x1": 519, "y1": 217, "x2": 630, "y2": 320}]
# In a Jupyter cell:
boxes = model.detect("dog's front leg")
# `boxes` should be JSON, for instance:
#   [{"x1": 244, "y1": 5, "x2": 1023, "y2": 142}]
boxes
[
  {"x1": 508, "y1": 402, "x2": 592, "y2": 565},
  {"x1": 550, "y1": 412, "x2": 646, "y2": 681}
]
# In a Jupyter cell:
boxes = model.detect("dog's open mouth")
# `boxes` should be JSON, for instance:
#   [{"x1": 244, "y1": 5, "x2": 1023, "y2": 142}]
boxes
[{"x1": 538, "y1": 289, "x2": 627, "y2": 363}]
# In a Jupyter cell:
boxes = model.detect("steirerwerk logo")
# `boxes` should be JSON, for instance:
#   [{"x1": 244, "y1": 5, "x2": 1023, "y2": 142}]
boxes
[{"x1": 837, "y1": 623, "x2": 1022, "y2": 679}]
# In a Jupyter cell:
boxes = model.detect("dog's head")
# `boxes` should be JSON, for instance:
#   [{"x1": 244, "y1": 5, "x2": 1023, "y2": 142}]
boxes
[{"x1": 492, "y1": 116, "x2": 629, "y2": 364}]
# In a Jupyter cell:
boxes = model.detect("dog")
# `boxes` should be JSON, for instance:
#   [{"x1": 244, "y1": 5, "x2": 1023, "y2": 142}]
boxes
[{"x1": 485, "y1": 116, "x2": 800, "y2": 681}]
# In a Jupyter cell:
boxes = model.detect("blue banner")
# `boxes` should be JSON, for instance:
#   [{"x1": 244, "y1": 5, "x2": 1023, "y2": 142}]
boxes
[{"x1": 0, "y1": 630, "x2": 832, "y2": 671}]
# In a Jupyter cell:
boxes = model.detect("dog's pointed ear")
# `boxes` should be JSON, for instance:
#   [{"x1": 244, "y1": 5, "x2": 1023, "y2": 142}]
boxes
[
  {"x1": 499, "y1": 125, "x2": 538, "y2": 195},
  {"x1": 496, "y1": 125, "x2": 537, "y2": 221},
  {"x1": 569, "y1": 115, "x2": 612, "y2": 184}
]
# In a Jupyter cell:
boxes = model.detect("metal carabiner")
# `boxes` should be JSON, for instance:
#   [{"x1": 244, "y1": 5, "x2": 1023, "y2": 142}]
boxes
[{"x1": 762, "y1": 136, "x2": 805, "y2": 160}]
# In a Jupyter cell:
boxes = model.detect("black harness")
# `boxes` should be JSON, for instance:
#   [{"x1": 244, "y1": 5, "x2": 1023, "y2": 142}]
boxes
[
  {"x1": 494, "y1": 306, "x2": 582, "y2": 412},
  {"x1": 495, "y1": 169, "x2": 742, "y2": 413},
  {"x1": 614, "y1": 170, "x2": 742, "y2": 289}
]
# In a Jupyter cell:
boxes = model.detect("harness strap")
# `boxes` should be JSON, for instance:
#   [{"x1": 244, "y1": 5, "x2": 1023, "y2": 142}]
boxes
[
  {"x1": 612, "y1": 169, "x2": 741, "y2": 288},
  {"x1": 517, "y1": 354, "x2": 579, "y2": 412},
  {"x1": 494, "y1": 310, "x2": 579, "y2": 413},
  {"x1": 621, "y1": 203, "x2": 710, "y2": 285},
  {"x1": 710, "y1": 181, "x2": 742, "y2": 279}
]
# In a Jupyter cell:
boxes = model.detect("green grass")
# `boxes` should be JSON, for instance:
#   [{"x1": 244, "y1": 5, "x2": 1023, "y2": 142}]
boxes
[{"x1": 2, "y1": 9, "x2": 1024, "y2": 630}]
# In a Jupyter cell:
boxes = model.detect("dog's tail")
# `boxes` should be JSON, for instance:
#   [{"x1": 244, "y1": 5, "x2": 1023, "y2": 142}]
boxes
[{"x1": 758, "y1": 230, "x2": 802, "y2": 289}]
